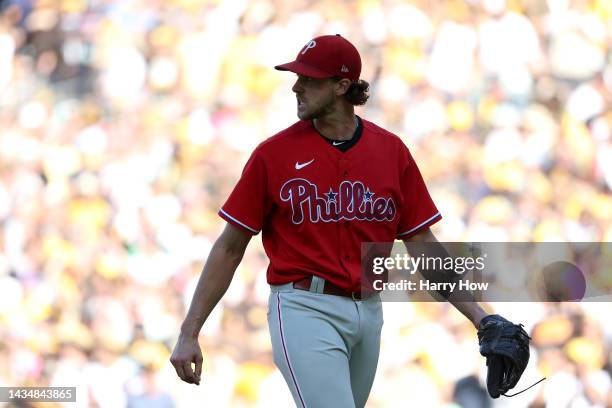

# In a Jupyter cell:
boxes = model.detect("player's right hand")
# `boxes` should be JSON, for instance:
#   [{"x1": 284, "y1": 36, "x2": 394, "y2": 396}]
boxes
[{"x1": 170, "y1": 336, "x2": 203, "y2": 385}]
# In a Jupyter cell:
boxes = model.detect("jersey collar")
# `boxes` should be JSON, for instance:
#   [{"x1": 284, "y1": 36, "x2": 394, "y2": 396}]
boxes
[{"x1": 312, "y1": 116, "x2": 363, "y2": 152}]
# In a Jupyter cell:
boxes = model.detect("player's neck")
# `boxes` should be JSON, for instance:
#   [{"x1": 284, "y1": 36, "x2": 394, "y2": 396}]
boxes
[{"x1": 313, "y1": 112, "x2": 357, "y2": 141}]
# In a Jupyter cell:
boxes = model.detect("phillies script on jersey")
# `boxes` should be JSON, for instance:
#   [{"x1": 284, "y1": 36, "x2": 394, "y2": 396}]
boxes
[
  {"x1": 219, "y1": 118, "x2": 441, "y2": 292},
  {"x1": 280, "y1": 179, "x2": 396, "y2": 224}
]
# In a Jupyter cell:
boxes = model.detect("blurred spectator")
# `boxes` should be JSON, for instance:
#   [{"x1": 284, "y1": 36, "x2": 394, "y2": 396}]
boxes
[
  {"x1": 126, "y1": 365, "x2": 174, "y2": 408},
  {"x1": 453, "y1": 375, "x2": 491, "y2": 408}
]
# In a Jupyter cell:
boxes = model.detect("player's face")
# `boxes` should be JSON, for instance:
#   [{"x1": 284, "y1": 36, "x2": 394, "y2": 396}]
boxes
[{"x1": 292, "y1": 75, "x2": 338, "y2": 120}]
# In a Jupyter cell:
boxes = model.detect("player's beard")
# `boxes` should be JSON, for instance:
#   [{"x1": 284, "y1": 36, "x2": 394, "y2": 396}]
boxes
[{"x1": 297, "y1": 91, "x2": 336, "y2": 121}]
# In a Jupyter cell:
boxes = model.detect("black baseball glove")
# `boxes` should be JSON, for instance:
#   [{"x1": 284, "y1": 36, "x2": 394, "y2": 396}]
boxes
[{"x1": 477, "y1": 314, "x2": 533, "y2": 398}]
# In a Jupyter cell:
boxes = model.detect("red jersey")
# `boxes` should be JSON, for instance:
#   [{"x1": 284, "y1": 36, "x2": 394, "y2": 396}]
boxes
[{"x1": 219, "y1": 117, "x2": 441, "y2": 293}]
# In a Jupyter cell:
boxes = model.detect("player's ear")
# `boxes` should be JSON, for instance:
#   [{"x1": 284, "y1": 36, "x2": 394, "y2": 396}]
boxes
[{"x1": 334, "y1": 78, "x2": 352, "y2": 96}]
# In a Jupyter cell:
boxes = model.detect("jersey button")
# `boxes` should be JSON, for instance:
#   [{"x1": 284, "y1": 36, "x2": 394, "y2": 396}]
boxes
[
  {"x1": 343, "y1": 171, "x2": 348, "y2": 177},
  {"x1": 344, "y1": 222, "x2": 349, "y2": 228},
  {"x1": 344, "y1": 255, "x2": 350, "y2": 261}
]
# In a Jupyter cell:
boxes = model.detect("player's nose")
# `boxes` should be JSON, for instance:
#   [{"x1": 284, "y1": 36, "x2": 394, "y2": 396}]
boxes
[{"x1": 292, "y1": 78, "x2": 303, "y2": 94}]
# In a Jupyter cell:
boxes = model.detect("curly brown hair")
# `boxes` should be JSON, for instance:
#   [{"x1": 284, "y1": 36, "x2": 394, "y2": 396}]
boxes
[
  {"x1": 332, "y1": 77, "x2": 370, "y2": 106},
  {"x1": 344, "y1": 79, "x2": 370, "y2": 106}
]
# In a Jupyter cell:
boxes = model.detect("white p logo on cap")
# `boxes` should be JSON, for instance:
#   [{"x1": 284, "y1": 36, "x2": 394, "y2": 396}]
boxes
[{"x1": 301, "y1": 40, "x2": 317, "y2": 55}]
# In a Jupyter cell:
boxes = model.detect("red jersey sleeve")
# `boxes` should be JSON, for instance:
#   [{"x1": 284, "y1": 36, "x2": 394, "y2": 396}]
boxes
[
  {"x1": 219, "y1": 148, "x2": 270, "y2": 235},
  {"x1": 396, "y1": 145, "x2": 442, "y2": 238}
]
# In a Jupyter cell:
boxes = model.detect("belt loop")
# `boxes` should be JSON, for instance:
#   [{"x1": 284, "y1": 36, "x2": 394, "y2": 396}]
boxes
[
  {"x1": 308, "y1": 276, "x2": 318, "y2": 292},
  {"x1": 318, "y1": 277, "x2": 326, "y2": 294},
  {"x1": 310, "y1": 276, "x2": 325, "y2": 294}
]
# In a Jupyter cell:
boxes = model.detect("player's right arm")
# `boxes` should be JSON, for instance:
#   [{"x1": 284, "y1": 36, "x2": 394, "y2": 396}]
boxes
[{"x1": 170, "y1": 222, "x2": 252, "y2": 385}]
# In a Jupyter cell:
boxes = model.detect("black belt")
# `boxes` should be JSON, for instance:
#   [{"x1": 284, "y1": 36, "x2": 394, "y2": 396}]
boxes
[{"x1": 293, "y1": 276, "x2": 373, "y2": 300}]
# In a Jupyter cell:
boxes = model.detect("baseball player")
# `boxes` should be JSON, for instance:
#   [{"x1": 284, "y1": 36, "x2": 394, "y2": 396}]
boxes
[{"x1": 170, "y1": 35, "x2": 526, "y2": 407}]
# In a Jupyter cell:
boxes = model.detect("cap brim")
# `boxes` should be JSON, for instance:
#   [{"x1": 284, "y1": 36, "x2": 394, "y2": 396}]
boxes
[{"x1": 274, "y1": 61, "x2": 333, "y2": 78}]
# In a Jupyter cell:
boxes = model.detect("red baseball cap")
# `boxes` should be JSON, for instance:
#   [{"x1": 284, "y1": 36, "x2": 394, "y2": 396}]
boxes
[{"x1": 275, "y1": 34, "x2": 361, "y2": 82}]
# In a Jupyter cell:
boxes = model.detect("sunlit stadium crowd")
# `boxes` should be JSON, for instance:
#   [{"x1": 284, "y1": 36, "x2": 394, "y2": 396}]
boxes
[{"x1": 0, "y1": 0, "x2": 610, "y2": 406}]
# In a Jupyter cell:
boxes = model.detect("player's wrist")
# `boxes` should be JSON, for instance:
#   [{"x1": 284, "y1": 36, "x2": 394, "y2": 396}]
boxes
[
  {"x1": 470, "y1": 309, "x2": 490, "y2": 330},
  {"x1": 179, "y1": 320, "x2": 203, "y2": 339}
]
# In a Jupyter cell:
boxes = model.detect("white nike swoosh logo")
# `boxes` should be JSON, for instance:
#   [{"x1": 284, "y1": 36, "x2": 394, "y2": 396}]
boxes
[
  {"x1": 332, "y1": 141, "x2": 346, "y2": 146},
  {"x1": 295, "y1": 159, "x2": 315, "y2": 170}
]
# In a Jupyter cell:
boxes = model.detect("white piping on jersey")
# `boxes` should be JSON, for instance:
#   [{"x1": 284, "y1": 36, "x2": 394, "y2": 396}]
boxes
[
  {"x1": 396, "y1": 212, "x2": 441, "y2": 237},
  {"x1": 219, "y1": 208, "x2": 259, "y2": 233}
]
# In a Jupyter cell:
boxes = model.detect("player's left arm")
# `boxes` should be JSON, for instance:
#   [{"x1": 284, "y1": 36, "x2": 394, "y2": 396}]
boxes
[{"x1": 402, "y1": 227, "x2": 488, "y2": 329}]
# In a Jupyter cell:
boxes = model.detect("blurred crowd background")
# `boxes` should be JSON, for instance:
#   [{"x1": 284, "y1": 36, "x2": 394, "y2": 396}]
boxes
[{"x1": 0, "y1": 0, "x2": 611, "y2": 406}]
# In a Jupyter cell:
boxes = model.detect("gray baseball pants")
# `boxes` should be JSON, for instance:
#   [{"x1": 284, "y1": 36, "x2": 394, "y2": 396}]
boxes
[{"x1": 267, "y1": 277, "x2": 384, "y2": 408}]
